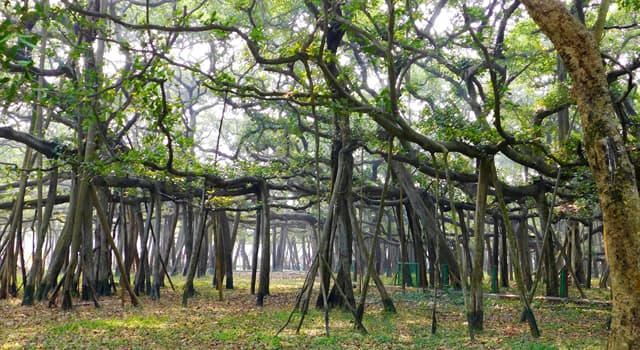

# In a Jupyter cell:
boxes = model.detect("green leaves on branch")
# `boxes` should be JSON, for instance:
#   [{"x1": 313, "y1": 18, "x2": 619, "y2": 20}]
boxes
[
  {"x1": 536, "y1": 82, "x2": 570, "y2": 111},
  {"x1": 419, "y1": 104, "x2": 495, "y2": 144},
  {"x1": 618, "y1": 0, "x2": 640, "y2": 10}
]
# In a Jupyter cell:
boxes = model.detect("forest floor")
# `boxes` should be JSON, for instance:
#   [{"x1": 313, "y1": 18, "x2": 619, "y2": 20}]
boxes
[{"x1": 0, "y1": 271, "x2": 610, "y2": 349}]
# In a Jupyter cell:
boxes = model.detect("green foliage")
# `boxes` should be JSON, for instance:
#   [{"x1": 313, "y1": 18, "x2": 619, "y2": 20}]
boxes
[
  {"x1": 536, "y1": 83, "x2": 571, "y2": 111},
  {"x1": 618, "y1": 0, "x2": 640, "y2": 10},
  {"x1": 418, "y1": 104, "x2": 496, "y2": 145},
  {"x1": 566, "y1": 168, "x2": 598, "y2": 216},
  {"x1": 249, "y1": 26, "x2": 267, "y2": 43}
]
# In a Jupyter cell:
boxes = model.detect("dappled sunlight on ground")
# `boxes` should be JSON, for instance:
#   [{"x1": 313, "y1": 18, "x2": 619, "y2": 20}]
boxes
[{"x1": 0, "y1": 272, "x2": 609, "y2": 349}]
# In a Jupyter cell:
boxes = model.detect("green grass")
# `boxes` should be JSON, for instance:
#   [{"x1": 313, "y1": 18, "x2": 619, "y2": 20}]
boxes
[{"x1": 0, "y1": 272, "x2": 609, "y2": 349}]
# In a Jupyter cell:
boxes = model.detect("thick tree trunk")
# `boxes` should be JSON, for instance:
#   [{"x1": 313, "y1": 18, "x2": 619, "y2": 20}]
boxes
[{"x1": 522, "y1": 1, "x2": 640, "y2": 347}]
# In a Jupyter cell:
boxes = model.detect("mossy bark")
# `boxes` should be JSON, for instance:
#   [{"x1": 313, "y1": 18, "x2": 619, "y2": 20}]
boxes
[{"x1": 522, "y1": 1, "x2": 640, "y2": 347}]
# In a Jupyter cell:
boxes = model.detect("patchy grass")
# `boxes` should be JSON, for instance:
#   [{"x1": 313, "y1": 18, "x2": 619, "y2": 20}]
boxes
[{"x1": 0, "y1": 272, "x2": 609, "y2": 349}]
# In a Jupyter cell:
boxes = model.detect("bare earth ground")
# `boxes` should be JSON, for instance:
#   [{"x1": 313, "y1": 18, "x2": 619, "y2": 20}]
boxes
[{"x1": 0, "y1": 271, "x2": 610, "y2": 349}]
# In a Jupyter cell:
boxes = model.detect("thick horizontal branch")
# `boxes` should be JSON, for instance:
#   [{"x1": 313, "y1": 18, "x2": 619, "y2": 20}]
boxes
[
  {"x1": 0, "y1": 195, "x2": 70, "y2": 210},
  {"x1": 0, "y1": 127, "x2": 71, "y2": 159}
]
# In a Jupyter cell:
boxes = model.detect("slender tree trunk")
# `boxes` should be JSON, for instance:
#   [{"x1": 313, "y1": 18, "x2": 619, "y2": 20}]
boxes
[
  {"x1": 89, "y1": 185, "x2": 139, "y2": 307},
  {"x1": 62, "y1": 126, "x2": 96, "y2": 310},
  {"x1": 134, "y1": 202, "x2": 153, "y2": 296},
  {"x1": 515, "y1": 211, "x2": 533, "y2": 290},
  {"x1": 37, "y1": 182, "x2": 77, "y2": 301},
  {"x1": 490, "y1": 215, "x2": 500, "y2": 293},
  {"x1": 22, "y1": 1, "x2": 51, "y2": 304},
  {"x1": 405, "y1": 204, "x2": 425, "y2": 287},
  {"x1": 470, "y1": 157, "x2": 490, "y2": 331},
  {"x1": 212, "y1": 211, "x2": 225, "y2": 299},
  {"x1": 275, "y1": 224, "x2": 287, "y2": 272},
  {"x1": 491, "y1": 162, "x2": 540, "y2": 338},
  {"x1": 80, "y1": 204, "x2": 95, "y2": 301},
  {"x1": 150, "y1": 190, "x2": 162, "y2": 299},
  {"x1": 457, "y1": 208, "x2": 473, "y2": 288},
  {"x1": 162, "y1": 204, "x2": 178, "y2": 283},
  {"x1": 534, "y1": 190, "x2": 559, "y2": 297},
  {"x1": 570, "y1": 221, "x2": 585, "y2": 286},
  {"x1": 256, "y1": 180, "x2": 271, "y2": 306},
  {"x1": 250, "y1": 209, "x2": 260, "y2": 295},
  {"x1": 219, "y1": 212, "x2": 234, "y2": 289},
  {"x1": 289, "y1": 236, "x2": 301, "y2": 271},
  {"x1": 23, "y1": 169, "x2": 58, "y2": 305},
  {"x1": 499, "y1": 216, "x2": 509, "y2": 288},
  {"x1": 300, "y1": 234, "x2": 308, "y2": 270},
  {"x1": 182, "y1": 192, "x2": 208, "y2": 305},
  {"x1": 1, "y1": 146, "x2": 36, "y2": 299},
  {"x1": 391, "y1": 161, "x2": 461, "y2": 284},
  {"x1": 395, "y1": 204, "x2": 411, "y2": 288},
  {"x1": 94, "y1": 190, "x2": 113, "y2": 296},
  {"x1": 182, "y1": 204, "x2": 194, "y2": 276},
  {"x1": 586, "y1": 222, "x2": 593, "y2": 288}
]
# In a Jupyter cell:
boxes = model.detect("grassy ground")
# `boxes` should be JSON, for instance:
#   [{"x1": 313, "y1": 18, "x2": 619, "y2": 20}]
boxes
[{"x1": 0, "y1": 272, "x2": 610, "y2": 349}]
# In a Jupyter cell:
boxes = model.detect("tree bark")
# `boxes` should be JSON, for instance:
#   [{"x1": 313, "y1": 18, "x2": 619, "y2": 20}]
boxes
[
  {"x1": 470, "y1": 157, "x2": 491, "y2": 331},
  {"x1": 151, "y1": 190, "x2": 162, "y2": 299},
  {"x1": 534, "y1": 190, "x2": 559, "y2": 297},
  {"x1": 499, "y1": 215, "x2": 509, "y2": 288},
  {"x1": 182, "y1": 193, "x2": 209, "y2": 306},
  {"x1": 391, "y1": 160, "x2": 461, "y2": 285},
  {"x1": 395, "y1": 204, "x2": 412, "y2": 288},
  {"x1": 220, "y1": 212, "x2": 234, "y2": 289},
  {"x1": 256, "y1": 179, "x2": 271, "y2": 306},
  {"x1": 522, "y1": 1, "x2": 640, "y2": 347}
]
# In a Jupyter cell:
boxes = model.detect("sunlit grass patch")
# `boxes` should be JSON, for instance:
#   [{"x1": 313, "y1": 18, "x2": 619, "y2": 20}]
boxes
[{"x1": 0, "y1": 271, "x2": 610, "y2": 349}]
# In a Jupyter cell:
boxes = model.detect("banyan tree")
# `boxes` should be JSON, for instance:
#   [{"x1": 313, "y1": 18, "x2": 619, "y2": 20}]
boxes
[{"x1": 1, "y1": 0, "x2": 639, "y2": 347}]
